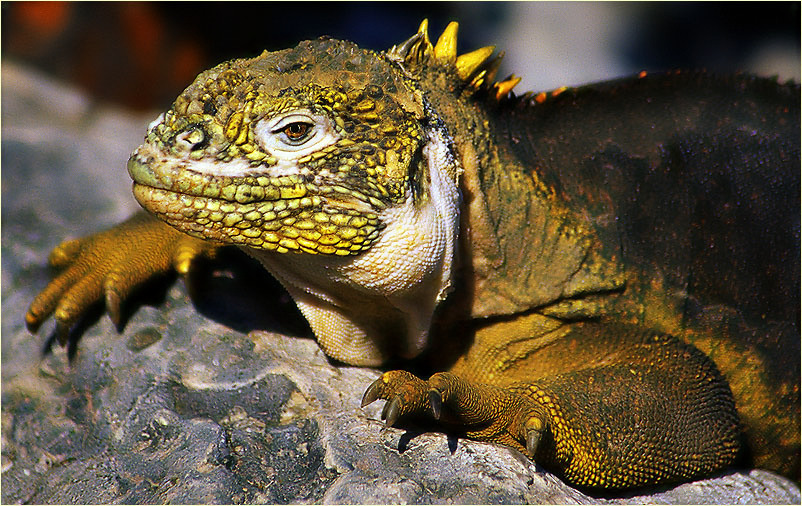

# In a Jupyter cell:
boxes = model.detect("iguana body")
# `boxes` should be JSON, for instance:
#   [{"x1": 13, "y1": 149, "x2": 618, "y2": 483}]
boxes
[{"x1": 27, "y1": 21, "x2": 799, "y2": 490}]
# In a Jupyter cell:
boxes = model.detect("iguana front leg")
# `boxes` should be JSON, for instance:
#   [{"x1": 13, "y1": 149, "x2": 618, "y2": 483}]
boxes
[
  {"x1": 26, "y1": 212, "x2": 219, "y2": 344},
  {"x1": 362, "y1": 327, "x2": 742, "y2": 490}
]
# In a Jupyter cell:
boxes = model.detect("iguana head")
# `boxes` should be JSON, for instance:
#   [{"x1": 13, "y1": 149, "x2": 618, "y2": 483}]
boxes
[
  {"x1": 127, "y1": 21, "x2": 517, "y2": 365},
  {"x1": 128, "y1": 36, "x2": 420, "y2": 255}
]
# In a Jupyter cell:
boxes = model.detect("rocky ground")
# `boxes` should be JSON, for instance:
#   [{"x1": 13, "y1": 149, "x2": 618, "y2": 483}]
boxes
[{"x1": 2, "y1": 62, "x2": 800, "y2": 504}]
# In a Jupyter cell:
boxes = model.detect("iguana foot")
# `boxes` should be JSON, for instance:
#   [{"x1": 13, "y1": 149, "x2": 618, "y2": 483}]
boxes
[
  {"x1": 26, "y1": 212, "x2": 219, "y2": 345},
  {"x1": 362, "y1": 331, "x2": 743, "y2": 490},
  {"x1": 361, "y1": 370, "x2": 549, "y2": 457}
]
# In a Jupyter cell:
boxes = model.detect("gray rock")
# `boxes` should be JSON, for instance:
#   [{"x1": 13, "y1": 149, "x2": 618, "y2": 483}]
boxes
[{"x1": 2, "y1": 62, "x2": 799, "y2": 504}]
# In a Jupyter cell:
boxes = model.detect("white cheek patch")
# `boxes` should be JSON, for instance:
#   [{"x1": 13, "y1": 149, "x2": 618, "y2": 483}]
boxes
[
  {"x1": 171, "y1": 157, "x2": 308, "y2": 179},
  {"x1": 180, "y1": 157, "x2": 259, "y2": 177}
]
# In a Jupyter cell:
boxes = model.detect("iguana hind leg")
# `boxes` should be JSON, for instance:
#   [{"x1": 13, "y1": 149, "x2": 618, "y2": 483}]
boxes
[
  {"x1": 363, "y1": 323, "x2": 741, "y2": 490},
  {"x1": 26, "y1": 212, "x2": 219, "y2": 344}
]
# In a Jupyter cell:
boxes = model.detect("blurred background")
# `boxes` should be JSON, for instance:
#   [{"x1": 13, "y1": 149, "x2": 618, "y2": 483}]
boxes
[{"x1": 2, "y1": 1, "x2": 800, "y2": 112}]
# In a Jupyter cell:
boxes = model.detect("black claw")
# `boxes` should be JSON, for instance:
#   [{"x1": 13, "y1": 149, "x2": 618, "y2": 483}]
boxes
[
  {"x1": 25, "y1": 312, "x2": 42, "y2": 333},
  {"x1": 428, "y1": 389, "x2": 443, "y2": 420},
  {"x1": 106, "y1": 290, "x2": 122, "y2": 328},
  {"x1": 361, "y1": 378, "x2": 383, "y2": 408},
  {"x1": 384, "y1": 397, "x2": 401, "y2": 427},
  {"x1": 526, "y1": 429, "x2": 542, "y2": 457},
  {"x1": 55, "y1": 320, "x2": 70, "y2": 347}
]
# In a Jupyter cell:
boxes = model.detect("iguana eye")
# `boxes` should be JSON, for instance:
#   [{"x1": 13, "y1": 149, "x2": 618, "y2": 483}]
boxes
[
  {"x1": 254, "y1": 110, "x2": 339, "y2": 157},
  {"x1": 276, "y1": 121, "x2": 313, "y2": 144}
]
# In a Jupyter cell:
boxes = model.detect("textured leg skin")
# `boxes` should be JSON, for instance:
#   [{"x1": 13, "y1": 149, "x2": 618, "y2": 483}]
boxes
[
  {"x1": 26, "y1": 212, "x2": 219, "y2": 344},
  {"x1": 364, "y1": 321, "x2": 741, "y2": 490}
]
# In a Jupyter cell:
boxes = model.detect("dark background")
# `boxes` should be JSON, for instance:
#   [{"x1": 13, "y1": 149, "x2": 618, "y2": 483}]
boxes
[{"x1": 3, "y1": 2, "x2": 799, "y2": 111}]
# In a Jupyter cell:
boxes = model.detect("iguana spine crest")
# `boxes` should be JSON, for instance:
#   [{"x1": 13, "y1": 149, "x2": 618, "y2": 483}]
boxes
[{"x1": 388, "y1": 20, "x2": 522, "y2": 101}]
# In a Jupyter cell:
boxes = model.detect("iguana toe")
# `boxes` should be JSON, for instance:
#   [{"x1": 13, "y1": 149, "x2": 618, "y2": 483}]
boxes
[
  {"x1": 172, "y1": 235, "x2": 217, "y2": 275},
  {"x1": 51, "y1": 273, "x2": 105, "y2": 344},
  {"x1": 47, "y1": 238, "x2": 84, "y2": 267}
]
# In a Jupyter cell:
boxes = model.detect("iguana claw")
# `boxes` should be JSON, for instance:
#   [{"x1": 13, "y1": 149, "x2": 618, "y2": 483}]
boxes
[
  {"x1": 382, "y1": 397, "x2": 402, "y2": 427},
  {"x1": 525, "y1": 430, "x2": 540, "y2": 457},
  {"x1": 54, "y1": 319, "x2": 71, "y2": 347},
  {"x1": 523, "y1": 415, "x2": 546, "y2": 457},
  {"x1": 105, "y1": 281, "x2": 124, "y2": 328},
  {"x1": 360, "y1": 378, "x2": 383, "y2": 408},
  {"x1": 428, "y1": 389, "x2": 443, "y2": 420},
  {"x1": 525, "y1": 422, "x2": 543, "y2": 458}
]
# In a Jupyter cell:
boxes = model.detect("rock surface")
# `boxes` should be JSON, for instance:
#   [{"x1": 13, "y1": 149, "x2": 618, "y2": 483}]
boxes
[{"x1": 2, "y1": 62, "x2": 800, "y2": 504}]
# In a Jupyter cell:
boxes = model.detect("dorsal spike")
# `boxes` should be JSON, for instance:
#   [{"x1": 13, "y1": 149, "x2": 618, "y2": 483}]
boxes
[
  {"x1": 387, "y1": 21, "x2": 433, "y2": 70},
  {"x1": 494, "y1": 76, "x2": 522, "y2": 100},
  {"x1": 455, "y1": 46, "x2": 495, "y2": 81},
  {"x1": 418, "y1": 19, "x2": 431, "y2": 46},
  {"x1": 416, "y1": 18, "x2": 434, "y2": 60},
  {"x1": 434, "y1": 21, "x2": 459, "y2": 63},
  {"x1": 483, "y1": 51, "x2": 505, "y2": 84}
]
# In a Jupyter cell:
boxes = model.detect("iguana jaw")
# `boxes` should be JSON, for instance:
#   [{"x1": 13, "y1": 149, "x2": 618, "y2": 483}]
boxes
[
  {"x1": 129, "y1": 149, "x2": 383, "y2": 256},
  {"x1": 246, "y1": 125, "x2": 461, "y2": 365}
]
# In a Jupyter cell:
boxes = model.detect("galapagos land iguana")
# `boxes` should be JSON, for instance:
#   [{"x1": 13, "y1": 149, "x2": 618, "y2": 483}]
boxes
[{"x1": 26, "y1": 21, "x2": 800, "y2": 490}]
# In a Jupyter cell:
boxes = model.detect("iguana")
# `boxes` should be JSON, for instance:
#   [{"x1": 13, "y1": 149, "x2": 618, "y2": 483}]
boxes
[{"x1": 26, "y1": 21, "x2": 800, "y2": 491}]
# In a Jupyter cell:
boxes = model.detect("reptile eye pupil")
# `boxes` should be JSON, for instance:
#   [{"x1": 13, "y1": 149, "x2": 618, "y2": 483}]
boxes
[{"x1": 284, "y1": 122, "x2": 310, "y2": 140}]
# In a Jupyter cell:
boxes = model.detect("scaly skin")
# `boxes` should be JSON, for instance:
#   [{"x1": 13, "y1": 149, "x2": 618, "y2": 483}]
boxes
[{"x1": 27, "y1": 21, "x2": 799, "y2": 490}]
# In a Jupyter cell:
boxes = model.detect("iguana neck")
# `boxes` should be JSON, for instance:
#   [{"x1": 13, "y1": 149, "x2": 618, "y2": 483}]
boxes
[{"x1": 415, "y1": 67, "x2": 627, "y2": 320}]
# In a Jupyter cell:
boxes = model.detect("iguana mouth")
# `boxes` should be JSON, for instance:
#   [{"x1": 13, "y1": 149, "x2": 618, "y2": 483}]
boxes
[
  {"x1": 128, "y1": 155, "x2": 383, "y2": 255},
  {"x1": 128, "y1": 154, "x2": 316, "y2": 203}
]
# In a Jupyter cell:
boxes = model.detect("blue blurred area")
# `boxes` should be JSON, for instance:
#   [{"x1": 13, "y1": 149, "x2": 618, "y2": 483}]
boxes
[{"x1": 3, "y1": 2, "x2": 799, "y2": 109}]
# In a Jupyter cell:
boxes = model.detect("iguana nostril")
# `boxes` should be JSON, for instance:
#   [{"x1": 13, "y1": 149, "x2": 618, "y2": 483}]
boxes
[{"x1": 175, "y1": 126, "x2": 206, "y2": 151}]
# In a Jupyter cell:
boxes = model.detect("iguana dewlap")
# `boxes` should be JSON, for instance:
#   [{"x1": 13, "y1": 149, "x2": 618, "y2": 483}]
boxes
[{"x1": 26, "y1": 21, "x2": 799, "y2": 490}]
